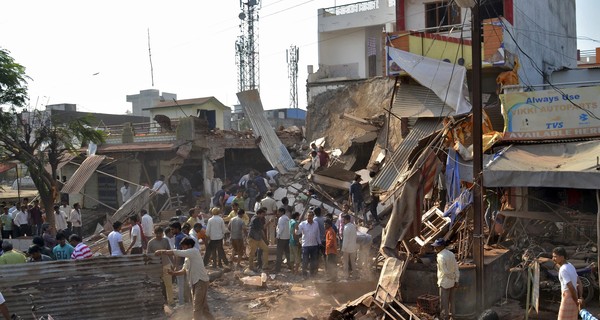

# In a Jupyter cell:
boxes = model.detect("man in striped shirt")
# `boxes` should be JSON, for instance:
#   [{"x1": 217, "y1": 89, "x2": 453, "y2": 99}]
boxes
[{"x1": 69, "y1": 234, "x2": 92, "y2": 260}]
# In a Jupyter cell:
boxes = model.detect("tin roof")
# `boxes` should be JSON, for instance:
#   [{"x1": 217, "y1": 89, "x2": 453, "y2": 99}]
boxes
[
  {"x1": 237, "y1": 90, "x2": 296, "y2": 172},
  {"x1": 391, "y1": 84, "x2": 454, "y2": 118},
  {"x1": 0, "y1": 255, "x2": 165, "y2": 319},
  {"x1": 370, "y1": 118, "x2": 443, "y2": 191},
  {"x1": 60, "y1": 155, "x2": 106, "y2": 194}
]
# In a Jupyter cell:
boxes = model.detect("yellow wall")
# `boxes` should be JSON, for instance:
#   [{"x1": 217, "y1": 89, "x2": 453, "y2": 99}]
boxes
[{"x1": 408, "y1": 35, "x2": 485, "y2": 68}]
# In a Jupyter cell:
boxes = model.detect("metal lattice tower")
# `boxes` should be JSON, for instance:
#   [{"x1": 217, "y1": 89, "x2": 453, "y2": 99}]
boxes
[
  {"x1": 235, "y1": 0, "x2": 260, "y2": 93},
  {"x1": 286, "y1": 45, "x2": 299, "y2": 109}
]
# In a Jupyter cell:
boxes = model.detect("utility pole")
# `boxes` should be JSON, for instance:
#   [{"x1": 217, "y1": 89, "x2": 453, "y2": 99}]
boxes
[
  {"x1": 287, "y1": 45, "x2": 299, "y2": 108},
  {"x1": 471, "y1": 1, "x2": 485, "y2": 313}
]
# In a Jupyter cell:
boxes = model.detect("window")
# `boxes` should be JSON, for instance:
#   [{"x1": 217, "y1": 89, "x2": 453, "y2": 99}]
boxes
[{"x1": 425, "y1": 1, "x2": 461, "y2": 31}]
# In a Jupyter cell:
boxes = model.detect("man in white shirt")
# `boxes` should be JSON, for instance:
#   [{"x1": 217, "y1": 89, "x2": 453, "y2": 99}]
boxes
[
  {"x1": 0, "y1": 290, "x2": 11, "y2": 320},
  {"x1": 295, "y1": 210, "x2": 321, "y2": 277},
  {"x1": 14, "y1": 205, "x2": 30, "y2": 237},
  {"x1": 432, "y1": 238, "x2": 460, "y2": 320},
  {"x1": 155, "y1": 238, "x2": 213, "y2": 319},
  {"x1": 265, "y1": 169, "x2": 280, "y2": 186},
  {"x1": 274, "y1": 207, "x2": 290, "y2": 273},
  {"x1": 127, "y1": 215, "x2": 143, "y2": 254},
  {"x1": 108, "y1": 221, "x2": 126, "y2": 256},
  {"x1": 69, "y1": 203, "x2": 82, "y2": 236},
  {"x1": 341, "y1": 215, "x2": 358, "y2": 279},
  {"x1": 552, "y1": 246, "x2": 583, "y2": 320},
  {"x1": 141, "y1": 209, "x2": 154, "y2": 246},
  {"x1": 260, "y1": 191, "x2": 278, "y2": 245},
  {"x1": 204, "y1": 207, "x2": 229, "y2": 268},
  {"x1": 152, "y1": 175, "x2": 170, "y2": 214},
  {"x1": 120, "y1": 182, "x2": 134, "y2": 204},
  {"x1": 53, "y1": 205, "x2": 68, "y2": 233}
]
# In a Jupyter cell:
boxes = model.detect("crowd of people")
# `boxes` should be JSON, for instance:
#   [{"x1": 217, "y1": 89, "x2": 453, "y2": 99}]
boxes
[
  {"x1": 0, "y1": 157, "x2": 377, "y2": 319},
  {"x1": 0, "y1": 197, "x2": 91, "y2": 265}
]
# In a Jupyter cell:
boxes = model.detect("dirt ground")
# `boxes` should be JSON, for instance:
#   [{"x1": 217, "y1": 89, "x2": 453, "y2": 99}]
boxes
[
  {"x1": 166, "y1": 267, "x2": 600, "y2": 320},
  {"x1": 167, "y1": 264, "x2": 379, "y2": 320}
]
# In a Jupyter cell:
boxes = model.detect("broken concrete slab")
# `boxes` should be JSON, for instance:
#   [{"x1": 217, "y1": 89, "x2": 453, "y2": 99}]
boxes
[
  {"x1": 311, "y1": 174, "x2": 351, "y2": 190},
  {"x1": 341, "y1": 113, "x2": 381, "y2": 132},
  {"x1": 273, "y1": 187, "x2": 287, "y2": 201}
]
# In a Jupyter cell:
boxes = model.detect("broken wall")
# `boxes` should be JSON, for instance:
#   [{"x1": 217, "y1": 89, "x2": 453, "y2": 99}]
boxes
[{"x1": 306, "y1": 77, "x2": 402, "y2": 166}]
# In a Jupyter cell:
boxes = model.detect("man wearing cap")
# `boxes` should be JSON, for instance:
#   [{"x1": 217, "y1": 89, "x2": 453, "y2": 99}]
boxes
[
  {"x1": 432, "y1": 238, "x2": 459, "y2": 320},
  {"x1": 260, "y1": 191, "x2": 278, "y2": 245}
]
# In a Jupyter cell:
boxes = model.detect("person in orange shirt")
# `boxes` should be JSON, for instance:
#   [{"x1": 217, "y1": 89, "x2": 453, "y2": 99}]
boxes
[{"x1": 324, "y1": 219, "x2": 338, "y2": 281}]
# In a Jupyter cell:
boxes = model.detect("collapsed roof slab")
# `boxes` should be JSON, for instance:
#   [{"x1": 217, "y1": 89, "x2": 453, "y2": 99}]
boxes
[{"x1": 237, "y1": 90, "x2": 297, "y2": 172}]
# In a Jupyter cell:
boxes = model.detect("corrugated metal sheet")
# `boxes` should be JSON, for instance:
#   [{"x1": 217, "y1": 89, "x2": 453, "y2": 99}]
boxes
[
  {"x1": 237, "y1": 90, "x2": 296, "y2": 171},
  {"x1": 0, "y1": 255, "x2": 164, "y2": 319},
  {"x1": 484, "y1": 102, "x2": 505, "y2": 132},
  {"x1": 60, "y1": 155, "x2": 106, "y2": 194},
  {"x1": 391, "y1": 84, "x2": 455, "y2": 118},
  {"x1": 370, "y1": 118, "x2": 443, "y2": 191},
  {"x1": 111, "y1": 186, "x2": 151, "y2": 222}
]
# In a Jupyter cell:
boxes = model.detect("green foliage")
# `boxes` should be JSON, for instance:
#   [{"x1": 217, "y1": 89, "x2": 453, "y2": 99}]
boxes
[{"x1": 0, "y1": 48, "x2": 29, "y2": 108}]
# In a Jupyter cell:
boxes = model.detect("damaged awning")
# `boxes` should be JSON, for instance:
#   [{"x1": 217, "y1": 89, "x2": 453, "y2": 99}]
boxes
[
  {"x1": 392, "y1": 84, "x2": 454, "y2": 118},
  {"x1": 237, "y1": 90, "x2": 296, "y2": 172},
  {"x1": 371, "y1": 118, "x2": 443, "y2": 191},
  {"x1": 111, "y1": 186, "x2": 151, "y2": 223},
  {"x1": 483, "y1": 141, "x2": 600, "y2": 189},
  {"x1": 61, "y1": 155, "x2": 106, "y2": 194},
  {"x1": 387, "y1": 47, "x2": 471, "y2": 115}
]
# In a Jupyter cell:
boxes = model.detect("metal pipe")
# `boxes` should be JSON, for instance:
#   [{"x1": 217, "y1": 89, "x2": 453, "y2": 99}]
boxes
[{"x1": 471, "y1": 2, "x2": 485, "y2": 313}]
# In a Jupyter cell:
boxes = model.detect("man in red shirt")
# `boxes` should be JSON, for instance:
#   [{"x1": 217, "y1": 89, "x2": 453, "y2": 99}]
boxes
[
  {"x1": 324, "y1": 219, "x2": 337, "y2": 281},
  {"x1": 69, "y1": 234, "x2": 92, "y2": 260}
]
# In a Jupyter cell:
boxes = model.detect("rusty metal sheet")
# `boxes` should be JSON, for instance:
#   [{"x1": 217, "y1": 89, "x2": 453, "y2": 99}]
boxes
[
  {"x1": 0, "y1": 162, "x2": 16, "y2": 174},
  {"x1": 60, "y1": 155, "x2": 106, "y2": 194},
  {"x1": 237, "y1": 90, "x2": 296, "y2": 172},
  {"x1": 370, "y1": 118, "x2": 442, "y2": 191},
  {"x1": 0, "y1": 255, "x2": 164, "y2": 319}
]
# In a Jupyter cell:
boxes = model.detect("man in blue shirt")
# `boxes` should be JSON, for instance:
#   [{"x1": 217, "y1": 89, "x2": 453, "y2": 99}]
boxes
[
  {"x1": 349, "y1": 175, "x2": 365, "y2": 224},
  {"x1": 52, "y1": 232, "x2": 75, "y2": 260},
  {"x1": 170, "y1": 222, "x2": 189, "y2": 305}
]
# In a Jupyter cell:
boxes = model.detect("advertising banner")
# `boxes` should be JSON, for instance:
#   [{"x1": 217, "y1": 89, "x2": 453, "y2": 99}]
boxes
[{"x1": 501, "y1": 86, "x2": 600, "y2": 140}]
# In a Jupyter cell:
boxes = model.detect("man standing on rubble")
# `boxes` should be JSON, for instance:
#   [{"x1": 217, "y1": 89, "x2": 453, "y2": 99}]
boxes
[
  {"x1": 153, "y1": 175, "x2": 170, "y2": 213},
  {"x1": 341, "y1": 215, "x2": 357, "y2": 279},
  {"x1": 432, "y1": 238, "x2": 459, "y2": 320},
  {"x1": 274, "y1": 207, "x2": 290, "y2": 273},
  {"x1": 155, "y1": 238, "x2": 214, "y2": 320},
  {"x1": 147, "y1": 226, "x2": 175, "y2": 306},
  {"x1": 248, "y1": 208, "x2": 269, "y2": 272},
  {"x1": 349, "y1": 175, "x2": 365, "y2": 225},
  {"x1": 204, "y1": 208, "x2": 229, "y2": 268},
  {"x1": 260, "y1": 191, "x2": 278, "y2": 245},
  {"x1": 295, "y1": 210, "x2": 321, "y2": 277},
  {"x1": 120, "y1": 182, "x2": 134, "y2": 204}
]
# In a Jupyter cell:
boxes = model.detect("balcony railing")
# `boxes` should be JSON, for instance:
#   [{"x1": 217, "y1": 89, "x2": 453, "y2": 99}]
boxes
[
  {"x1": 578, "y1": 49, "x2": 597, "y2": 65},
  {"x1": 323, "y1": 0, "x2": 394, "y2": 16},
  {"x1": 102, "y1": 119, "x2": 180, "y2": 144}
]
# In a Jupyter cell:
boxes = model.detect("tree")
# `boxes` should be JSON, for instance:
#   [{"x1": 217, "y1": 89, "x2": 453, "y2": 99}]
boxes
[
  {"x1": 0, "y1": 48, "x2": 105, "y2": 230},
  {"x1": 0, "y1": 48, "x2": 29, "y2": 107}
]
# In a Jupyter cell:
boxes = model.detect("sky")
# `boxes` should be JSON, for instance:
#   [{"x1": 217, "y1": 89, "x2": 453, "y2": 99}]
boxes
[{"x1": 1, "y1": 0, "x2": 599, "y2": 115}]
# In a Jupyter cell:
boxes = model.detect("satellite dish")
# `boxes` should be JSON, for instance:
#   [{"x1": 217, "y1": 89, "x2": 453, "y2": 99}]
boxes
[{"x1": 239, "y1": 12, "x2": 246, "y2": 20}]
